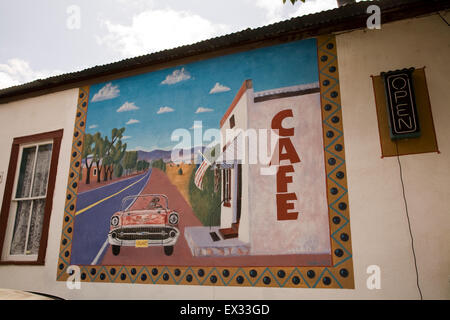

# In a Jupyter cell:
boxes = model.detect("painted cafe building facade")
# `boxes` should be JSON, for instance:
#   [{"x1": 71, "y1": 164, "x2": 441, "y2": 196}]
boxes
[{"x1": 0, "y1": 0, "x2": 449, "y2": 299}]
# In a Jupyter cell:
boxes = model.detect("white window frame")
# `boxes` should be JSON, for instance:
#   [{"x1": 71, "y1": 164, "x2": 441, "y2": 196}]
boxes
[{"x1": 2, "y1": 139, "x2": 53, "y2": 262}]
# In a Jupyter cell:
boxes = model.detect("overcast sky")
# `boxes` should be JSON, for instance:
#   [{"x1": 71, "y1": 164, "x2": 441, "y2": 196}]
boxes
[{"x1": 0, "y1": 0, "x2": 367, "y2": 90}]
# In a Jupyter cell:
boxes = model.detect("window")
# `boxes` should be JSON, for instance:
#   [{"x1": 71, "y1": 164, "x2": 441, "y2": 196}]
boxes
[
  {"x1": 0, "y1": 129, "x2": 63, "y2": 264},
  {"x1": 93, "y1": 168, "x2": 97, "y2": 177},
  {"x1": 229, "y1": 115, "x2": 235, "y2": 129},
  {"x1": 214, "y1": 168, "x2": 220, "y2": 193},
  {"x1": 222, "y1": 168, "x2": 231, "y2": 207}
]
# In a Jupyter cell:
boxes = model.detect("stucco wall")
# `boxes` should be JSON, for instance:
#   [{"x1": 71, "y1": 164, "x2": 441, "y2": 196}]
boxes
[
  {"x1": 336, "y1": 13, "x2": 450, "y2": 299},
  {"x1": 0, "y1": 89, "x2": 80, "y2": 297},
  {"x1": 0, "y1": 13, "x2": 448, "y2": 299}
]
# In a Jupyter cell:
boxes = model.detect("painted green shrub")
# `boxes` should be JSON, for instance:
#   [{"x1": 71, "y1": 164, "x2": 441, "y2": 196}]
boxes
[
  {"x1": 114, "y1": 163, "x2": 123, "y2": 178},
  {"x1": 188, "y1": 167, "x2": 221, "y2": 226},
  {"x1": 151, "y1": 158, "x2": 166, "y2": 172}
]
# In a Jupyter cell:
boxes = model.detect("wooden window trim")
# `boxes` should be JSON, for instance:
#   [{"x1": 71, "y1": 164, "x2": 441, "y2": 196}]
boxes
[{"x1": 0, "y1": 129, "x2": 63, "y2": 265}]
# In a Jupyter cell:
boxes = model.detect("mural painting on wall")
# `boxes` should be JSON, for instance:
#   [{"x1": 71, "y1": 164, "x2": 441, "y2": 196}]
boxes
[{"x1": 58, "y1": 36, "x2": 354, "y2": 288}]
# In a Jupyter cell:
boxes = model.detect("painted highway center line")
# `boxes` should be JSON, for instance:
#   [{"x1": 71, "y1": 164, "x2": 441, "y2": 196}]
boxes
[
  {"x1": 75, "y1": 171, "x2": 150, "y2": 216},
  {"x1": 90, "y1": 170, "x2": 152, "y2": 265}
]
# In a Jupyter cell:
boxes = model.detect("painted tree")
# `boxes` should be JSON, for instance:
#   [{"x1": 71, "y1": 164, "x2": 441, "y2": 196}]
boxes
[
  {"x1": 151, "y1": 158, "x2": 166, "y2": 172},
  {"x1": 137, "y1": 160, "x2": 144, "y2": 172},
  {"x1": 82, "y1": 133, "x2": 95, "y2": 184},
  {"x1": 106, "y1": 140, "x2": 127, "y2": 180},
  {"x1": 92, "y1": 132, "x2": 106, "y2": 183},
  {"x1": 114, "y1": 163, "x2": 124, "y2": 178},
  {"x1": 102, "y1": 127, "x2": 126, "y2": 181},
  {"x1": 136, "y1": 160, "x2": 150, "y2": 172},
  {"x1": 123, "y1": 151, "x2": 138, "y2": 175},
  {"x1": 123, "y1": 152, "x2": 131, "y2": 175}
]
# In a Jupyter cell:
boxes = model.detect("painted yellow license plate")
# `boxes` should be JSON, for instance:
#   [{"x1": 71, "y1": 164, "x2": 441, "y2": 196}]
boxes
[{"x1": 135, "y1": 240, "x2": 148, "y2": 248}]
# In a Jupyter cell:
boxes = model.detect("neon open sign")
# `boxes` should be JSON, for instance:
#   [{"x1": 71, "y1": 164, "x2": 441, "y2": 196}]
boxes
[{"x1": 382, "y1": 68, "x2": 420, "y2": 139}]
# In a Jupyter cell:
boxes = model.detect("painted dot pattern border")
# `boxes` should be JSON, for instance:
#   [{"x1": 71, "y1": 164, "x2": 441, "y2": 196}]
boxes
[{"x1": 56, "y1": 35, "x2": 354, "y2": 289}]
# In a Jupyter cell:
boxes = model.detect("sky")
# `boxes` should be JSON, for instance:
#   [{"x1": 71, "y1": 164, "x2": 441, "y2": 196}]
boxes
[
  {"x1": 0, "y1": 0, "x2": 369, "y2": 151},
  {"x1": 0, "y1": 0, "x2": 367, "y2": 90},
  {"x1": 85, "y1": 38, "x2": 318, "y2": 151}
]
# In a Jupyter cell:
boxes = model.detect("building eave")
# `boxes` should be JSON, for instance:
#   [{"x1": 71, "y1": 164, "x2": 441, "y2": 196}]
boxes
[{"x1": 0, "y1": 0, "x2": 448, "y2": 104}]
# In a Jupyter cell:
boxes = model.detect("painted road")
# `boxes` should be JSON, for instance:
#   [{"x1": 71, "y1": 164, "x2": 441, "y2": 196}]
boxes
[
  {"x1": 101, "y1": 168, "x2": 203, "y2": 266},
  {"x1": 101, "y1": 168, "x2": 332, "y2": 267},
  {"x1": 70, "y1": 170, "x2": 152, "y2": 265}
]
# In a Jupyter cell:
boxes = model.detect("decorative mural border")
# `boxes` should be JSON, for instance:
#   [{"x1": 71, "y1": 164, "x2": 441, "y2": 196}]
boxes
[
  {"x1": 57, "y1": 87, "x2": 89, "y2": 281},
  {"x1": 315, "y1": 35, "x2": 354, "y2": 289},
  {"x1": 56, "y1": 35, "x2": 354, "y2": 289}
]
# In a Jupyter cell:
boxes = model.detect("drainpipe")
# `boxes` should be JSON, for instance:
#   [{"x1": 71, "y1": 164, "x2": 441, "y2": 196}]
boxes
[{"x1": 337, "y1": 0, "x2": 356, "y2": 7}]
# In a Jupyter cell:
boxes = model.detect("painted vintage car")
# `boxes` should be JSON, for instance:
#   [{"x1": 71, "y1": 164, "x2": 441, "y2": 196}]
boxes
[{"x1": 108, "y1": 194, "x2": 180, "y2": 256}]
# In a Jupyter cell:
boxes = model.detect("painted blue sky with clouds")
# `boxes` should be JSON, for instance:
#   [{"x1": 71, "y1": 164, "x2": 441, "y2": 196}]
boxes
[{"x1": 85, "y1": 38, "x2": 318, "y2": 151}]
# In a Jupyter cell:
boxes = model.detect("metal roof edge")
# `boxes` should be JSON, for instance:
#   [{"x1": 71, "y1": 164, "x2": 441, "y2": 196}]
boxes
[{"x1": 0, "y1": 0, "x2": 448, "y2": 103}]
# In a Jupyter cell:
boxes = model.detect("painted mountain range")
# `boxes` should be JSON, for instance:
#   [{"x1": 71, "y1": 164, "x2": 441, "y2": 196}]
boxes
[{"x1": 137, "y1": 146, "x2": 206, "y2": 163}]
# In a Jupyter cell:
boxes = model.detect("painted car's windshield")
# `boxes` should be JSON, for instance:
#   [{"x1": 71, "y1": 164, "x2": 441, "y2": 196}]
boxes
[{"x1": 121, "y1": 194, "x2": 168, "y2": 211}]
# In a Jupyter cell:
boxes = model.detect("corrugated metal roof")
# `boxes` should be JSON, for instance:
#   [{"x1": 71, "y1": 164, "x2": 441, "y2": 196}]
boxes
[{"x1": 0, "y1": 0, "x2": 448, "y2": 102}]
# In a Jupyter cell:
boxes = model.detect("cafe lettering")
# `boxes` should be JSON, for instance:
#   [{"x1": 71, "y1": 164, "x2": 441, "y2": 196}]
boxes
[{"x1": 271, "y1": 109, "x2": 301, "y2": 221}]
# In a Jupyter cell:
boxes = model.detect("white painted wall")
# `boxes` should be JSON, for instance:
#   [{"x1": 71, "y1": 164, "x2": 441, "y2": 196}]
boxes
[
  {"x1": 336, "y1": 13, "x2": 450, "y2": 299},
  {"x1": 219, "y1": 89, "x2": 251, "y2": 245},
  {"x1": 0, "y1": 13, "x2": 448, "y2": 299},
  {"x1": 248, "y1": 92, "x2": 331, "y2": 255},
  {"x1": 0, "y1": 89, "x2": 81, "y2": 297}
]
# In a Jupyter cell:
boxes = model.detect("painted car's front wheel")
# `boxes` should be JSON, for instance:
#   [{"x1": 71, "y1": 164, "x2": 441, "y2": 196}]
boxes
[
  {"x1": 112, "y1": 245, "x2": 121, "y2": 256},
  {"x1": 164, "y1": 246, "x2": 174, "y2": 256}
]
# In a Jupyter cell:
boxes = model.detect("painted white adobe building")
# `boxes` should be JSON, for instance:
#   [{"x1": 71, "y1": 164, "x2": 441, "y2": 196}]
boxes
[
  {"x1": 185, "y1": 81, "x2": 332, "y2": 259},
  {"x1": 217, "y1": 81, "x2": 331, "y2": 255}
]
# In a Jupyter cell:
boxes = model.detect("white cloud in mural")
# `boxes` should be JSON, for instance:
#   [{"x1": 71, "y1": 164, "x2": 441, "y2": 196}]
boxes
[
  {"x1": 88, "y1": 124, "x2": 99, "y2": 129},
  {"x1": 91, "y1": 82, "x2": 120, "y2": 102},
  {"x1": 161, "y1": 68, "x2": 191, "y2": 85},
  {"x1": 126, "y1": 118, "x2": 140, "y2": 125},
  {"x1": 209, "y1": 82, "x2": 231, "y2": 94},
  {"x1": 195, "y1": 107, "x2": 214, "y2": 113},
  {"x1": 97, "y1": 8, "x2": 230, "y2": 58},
  {"x1": 157, "y1": 106, "x2": 174, "y2": 114},
  {"x1": 122, "y1": 135, "x2": 132, "y2": 140},
  {"x1": 116, "y1": 101, "x2": 139, "y2": 112},
  {"x1": 0, "y1": 58, "x2": 62, "y2": 90}
]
